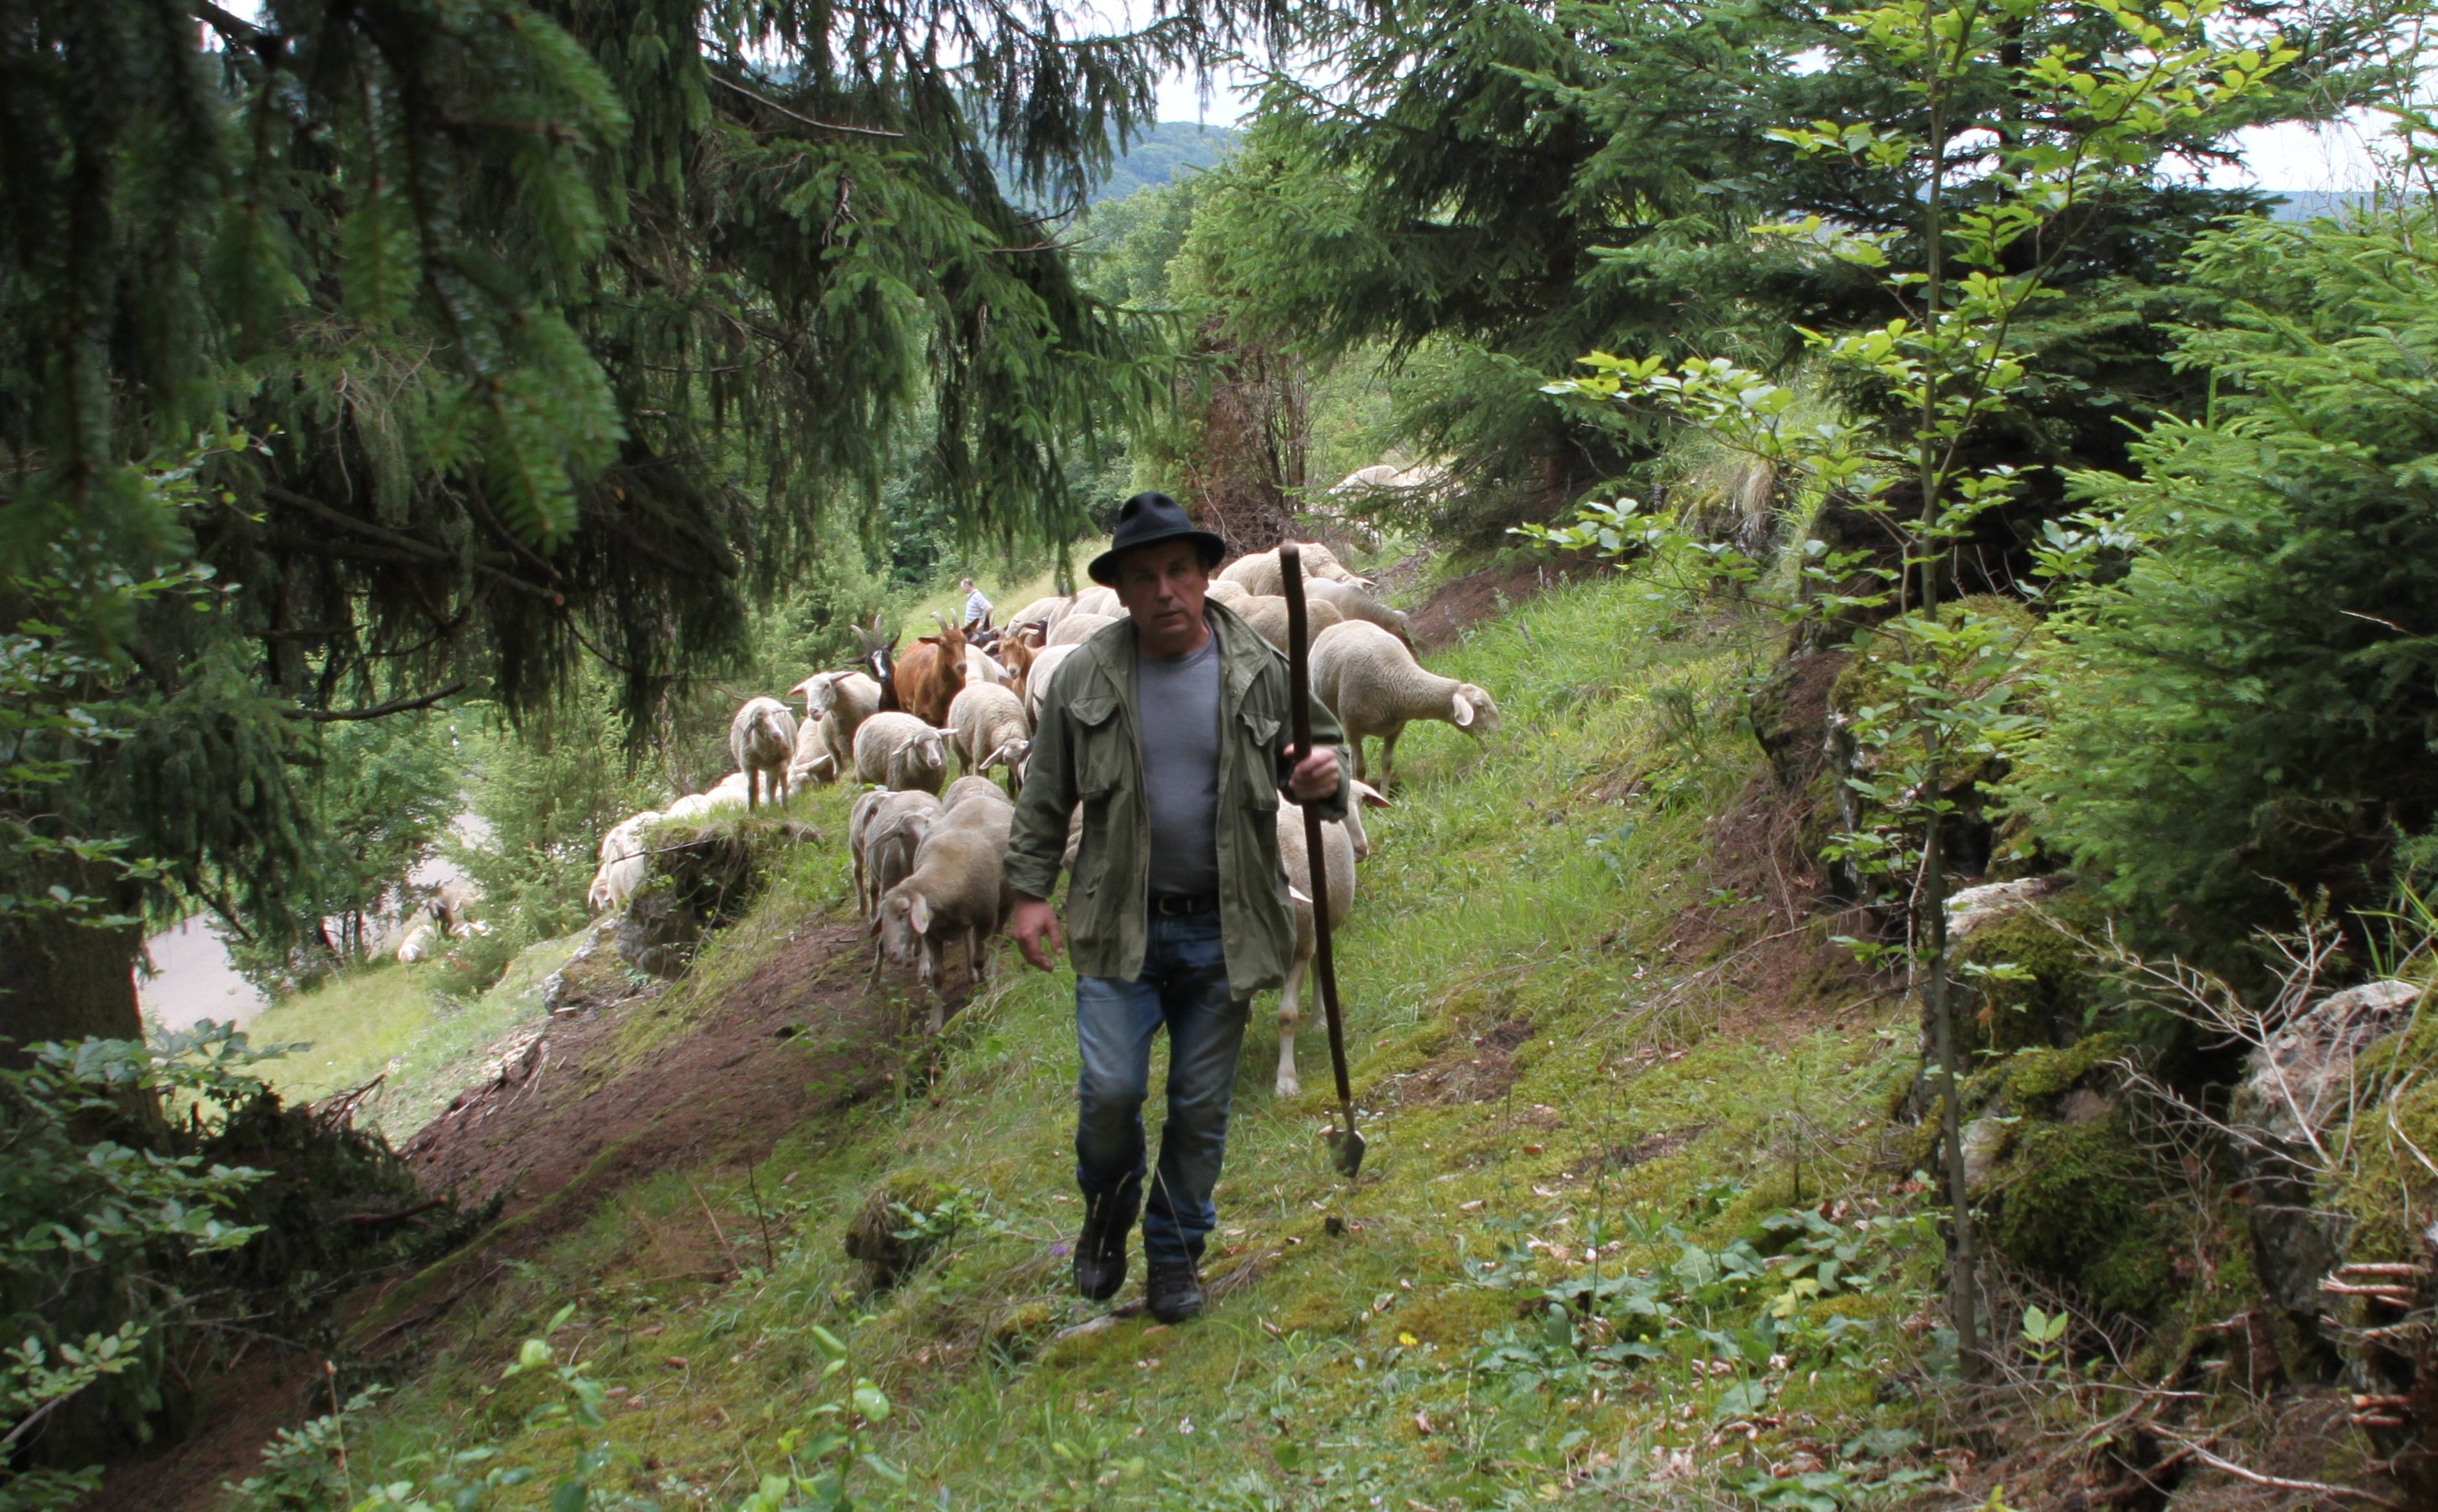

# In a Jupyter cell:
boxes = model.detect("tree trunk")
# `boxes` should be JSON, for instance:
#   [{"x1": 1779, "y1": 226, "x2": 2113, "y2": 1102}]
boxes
[{"x1": 0, "y1": 857, "x2": 145, "y2": 1059}]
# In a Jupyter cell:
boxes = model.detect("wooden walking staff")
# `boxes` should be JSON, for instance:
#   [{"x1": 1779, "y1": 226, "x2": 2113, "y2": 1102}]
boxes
[{"x1": 1279, "y1": 543, "x2": 1367, "y2": 1179}]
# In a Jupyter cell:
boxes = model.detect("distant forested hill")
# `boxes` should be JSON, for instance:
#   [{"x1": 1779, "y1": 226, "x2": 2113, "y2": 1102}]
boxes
[
  {"x1": 2266, "y1": 189, "x2": 2376, "y2": 220},
  {"x1": 1094, "y1": 122, "x2": 1239, "y2": 202}
]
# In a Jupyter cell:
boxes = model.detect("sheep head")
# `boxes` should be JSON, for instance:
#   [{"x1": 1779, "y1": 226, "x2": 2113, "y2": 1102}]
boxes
[
  {"x1": 1345, "y1": 779, "x2": 1393, "y2": 861},
  {"x1": 874, "y1": 888, "x2": 931, "y2": 967},
  {"x1": 796, "y1": 672, "x2": 844, "y2": 720},
  {"x1": 1450, "y1": 683, "x2": 1502, "y2": 736},
  {"x1": 983, "y1": 738, "x2": 1031, "y2": 774}
]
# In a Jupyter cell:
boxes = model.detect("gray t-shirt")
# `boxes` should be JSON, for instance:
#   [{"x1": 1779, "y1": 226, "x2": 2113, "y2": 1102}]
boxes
[{"x1": 1136, "y1": 628, "x2": 1222, "y2": 898}]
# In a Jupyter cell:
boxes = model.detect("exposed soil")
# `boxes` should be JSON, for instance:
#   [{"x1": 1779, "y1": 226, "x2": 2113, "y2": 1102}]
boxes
[
  {"x1": 95, "y1": 915, "x2": 932, "y2": 1512},
  {"x1": 1390, "y1": 1013, "x2": 1536, "y2": 1108},
  {"x1": 1405, "y1": 551, "x2": 1610, "y2": 651},
  {"x1": 380, "y1": 917, "x2": 911, "y2": 1312}
]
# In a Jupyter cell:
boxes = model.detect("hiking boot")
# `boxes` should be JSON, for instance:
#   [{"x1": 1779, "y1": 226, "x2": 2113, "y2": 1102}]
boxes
[
  {"x1": 1146, "y1": 1259, "x2": 1206, "y2": 1323},
  {"x1": 1072, "y1": 1203, "x2": 1129, "y2": 1302}
]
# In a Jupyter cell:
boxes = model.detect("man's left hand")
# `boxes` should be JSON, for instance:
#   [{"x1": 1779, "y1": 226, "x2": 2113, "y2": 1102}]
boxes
[{"x1": 1283, "y1": 743, "x2": 1342, "y2": 804}]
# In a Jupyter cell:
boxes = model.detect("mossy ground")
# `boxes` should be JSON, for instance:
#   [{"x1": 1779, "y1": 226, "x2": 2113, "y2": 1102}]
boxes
[{"x1": 227, "y1": 573, "x2": 2016, "y2": 1509}]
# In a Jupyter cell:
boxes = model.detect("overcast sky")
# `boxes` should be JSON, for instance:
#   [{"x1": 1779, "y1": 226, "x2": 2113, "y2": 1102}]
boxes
[{"x1": 1150, "y1": 63, "x2": 2394, "y2": 194}]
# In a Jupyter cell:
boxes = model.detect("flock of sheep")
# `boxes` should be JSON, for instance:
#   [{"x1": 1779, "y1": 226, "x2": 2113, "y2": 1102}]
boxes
[{"x1": 580, "y1": 541, "x2": 1503, "y2": 1095}]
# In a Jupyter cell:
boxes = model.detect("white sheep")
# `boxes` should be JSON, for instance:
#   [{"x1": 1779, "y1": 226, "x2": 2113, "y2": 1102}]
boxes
[
  {"x1": 1218, "y1": 541, "x2": 1370, "y2": 597},
  {"x1": 1204, "y1": 578, "x2": 1252, "y2": 608},
  {"x1": 964, "y1": 643, "x2": 1010, "y2": 687},
  {"x1": 945, "y1": 682, "x2": 1032, "y2": 792},
  {"x1": 852, "y1": 788, "x2": 944, "y2": 919},
  {"x1": 1303, "y1": 577, "x2": 1412, "y2": 644},
  {"x1": 1021, "y1": 643, "x2": 1081, "y2": 726},
  {"x1": 1271, "y1": 781, "x2": 1392, "y2": 1097},
  {"x1": 941, "y1": 774, "x2": 1014, "y2": 814},
  {"x1": 853, "y1": 711, "x2": 949, "y2": 795},
  {"x1": 393, "y1": 898, "x2": 453, "y2": 966},
  {"x1": 729, "y1": 696, "x2": 799, "y2": 810},
  {"x1": 1237, "y1": 593, "x2": 1345, "y2": 655},
  {"x1": 700, "y1": 770, "x2": 753, "y2": 813},
  {"x1": 1330, "y1": 463, "x2": 1403, "y2": 495},
  {"x1": 1047, "y1": 611, "x2": 1118, "y2": 647},
  {"x1": 1310, "y1": 619, "x2": 1501, "y2": 787},
  {"x1": 874, "y1": 795, "x2": 1015, "y2": 1032},
  {"x1": 395, "y1": 921, "x2": 439, "y2": 965},
  {"x1": 788, "y1": 748, "x2": 838, "y2": 791},
  {"x1": 587, "y1": 809, "x2": 662, "y2": 914},
  {"x1": 792, "y1": 671, "x2": 881, "y2": 777},
  {"x1": 1009, "y1": 594, "x2": 1070, "y2": 636},
  {"x1": 1070, "y1": 585, "x2": 1120, "y2": 619}
]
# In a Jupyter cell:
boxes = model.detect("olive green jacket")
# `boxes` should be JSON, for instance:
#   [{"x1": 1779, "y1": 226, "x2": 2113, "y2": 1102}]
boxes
[{"x1": 1004, "y1": 601, "x2": 1349, "y2": 994}]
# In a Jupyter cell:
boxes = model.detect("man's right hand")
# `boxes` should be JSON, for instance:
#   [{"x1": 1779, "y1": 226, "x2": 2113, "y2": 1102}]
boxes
[{"x1": 1012, "y1": 895, "x2": 1064, "y2": 972}]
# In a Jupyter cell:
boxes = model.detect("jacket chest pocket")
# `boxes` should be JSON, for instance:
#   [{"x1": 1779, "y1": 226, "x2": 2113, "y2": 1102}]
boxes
[
  {"x1": 1070, "y1": 694, "x2": 1130, "y2": 800},
  {"x1": 1237, "y1": 709, "x2": 1281, "y2": 811}
]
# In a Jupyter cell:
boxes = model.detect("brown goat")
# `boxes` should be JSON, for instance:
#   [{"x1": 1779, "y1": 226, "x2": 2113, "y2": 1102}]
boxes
[
  {"x1": 999, "y1": 624, "x2": 1043, "y2": 704},
  {"x1": 892, "y1": 612, "x2": 968, "y2": 728}
]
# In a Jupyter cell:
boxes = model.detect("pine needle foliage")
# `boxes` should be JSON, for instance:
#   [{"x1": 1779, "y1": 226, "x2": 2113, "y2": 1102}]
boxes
[
  {"x1": 2013, "y1": 206, "x2": 2438, "y2": 960},
  {"x1": 0, "y1": 0, "x2": 1299, "y2": 1031},
  {"x1": 1188, "y1": 0, "x2": 2398, "y2": 545}
]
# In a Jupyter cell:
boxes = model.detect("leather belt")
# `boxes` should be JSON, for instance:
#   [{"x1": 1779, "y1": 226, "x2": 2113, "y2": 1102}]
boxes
[{"x1": 1150, "y1": 893, "x2": 1218, "y2": 916}]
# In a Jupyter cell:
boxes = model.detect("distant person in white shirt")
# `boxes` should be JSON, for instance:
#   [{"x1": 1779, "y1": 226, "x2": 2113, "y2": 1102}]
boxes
[{"x1": 960, "y1": 577, "x2": 993, "y2": 631}]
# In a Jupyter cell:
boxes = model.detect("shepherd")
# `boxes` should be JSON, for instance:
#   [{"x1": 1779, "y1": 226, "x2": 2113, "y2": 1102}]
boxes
[
  {"x1": 1007, "y1": 492, "x2": 1348, "y2": 1323},
  {"x1": 959, "y1": 576, "x2": 993, "y2": 633}
]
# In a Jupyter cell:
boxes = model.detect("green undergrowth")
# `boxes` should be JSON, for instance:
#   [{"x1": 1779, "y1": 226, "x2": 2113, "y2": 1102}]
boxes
[
  {"x1": 242, "y1": 931, "x2": 587, "y2": 1139},
  {"x1": 238, "y1": 574, "x2": 1966, "y2": 1511}
]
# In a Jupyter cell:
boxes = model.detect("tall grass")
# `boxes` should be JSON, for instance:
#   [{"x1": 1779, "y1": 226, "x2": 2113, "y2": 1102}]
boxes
[
  {"x1": 261, "y1": 568, "x2": 1939, "y2": 1512},
  {"x1": 244, "y1": 930, "x2": 585, "y2": 1137}
]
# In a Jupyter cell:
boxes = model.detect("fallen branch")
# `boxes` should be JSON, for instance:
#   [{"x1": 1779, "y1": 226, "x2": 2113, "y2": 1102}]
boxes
[
  {"x1": 685, "y1": 1175, "x2": 740, "y2": 1270},
  {"x1": 340, "y1": 1199, "x2": 447, "y2": 1228},
  {"x1": 2166, "y1": 1437, "x2": 2402, "y2": 1509}
]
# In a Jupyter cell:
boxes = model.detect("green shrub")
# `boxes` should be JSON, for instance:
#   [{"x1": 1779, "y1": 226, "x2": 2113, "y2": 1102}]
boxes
[
  {"x1": 0, "y1": 1027, "x2": 487, "y2": 1503},
  {"x1": 2013, "y1": 209, "x2": 2438, "y2": 966}
]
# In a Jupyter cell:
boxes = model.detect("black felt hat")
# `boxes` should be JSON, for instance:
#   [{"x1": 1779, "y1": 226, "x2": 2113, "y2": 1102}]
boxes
[{"x1": 1087, "y1": 491, "x2": 1227, "y2": 586}]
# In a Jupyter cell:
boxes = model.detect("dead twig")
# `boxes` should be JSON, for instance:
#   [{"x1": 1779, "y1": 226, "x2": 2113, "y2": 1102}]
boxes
[
  {"x1": 2162, "y1": 1436, "x2": 2403, "y2": 1509},
  {"x1": 685, "y1": 1175, "x2": 741, "y2": 1271}
]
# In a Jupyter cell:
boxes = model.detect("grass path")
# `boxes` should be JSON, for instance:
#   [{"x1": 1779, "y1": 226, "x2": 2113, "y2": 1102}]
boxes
[{"x1": 231, "y1": 572, "x2": 1959, "y2": 1510}]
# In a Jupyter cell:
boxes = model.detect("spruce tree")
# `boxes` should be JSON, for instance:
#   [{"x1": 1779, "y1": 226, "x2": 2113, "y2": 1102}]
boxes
[{"x1": 0, "y1": 0, "x2": 1294, "y2": 1043}]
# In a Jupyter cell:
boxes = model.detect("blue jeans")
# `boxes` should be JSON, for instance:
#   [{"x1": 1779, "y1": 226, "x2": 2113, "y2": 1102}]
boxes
[{"x1": 1074, "y1": 911, "x2": 1249, "y2": 1266}]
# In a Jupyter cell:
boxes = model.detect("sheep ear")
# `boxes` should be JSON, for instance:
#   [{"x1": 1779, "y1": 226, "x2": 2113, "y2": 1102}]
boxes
[
  {"x1": 1288, "y1": 884, "x2": 1312, "y2": 904},
  {"x1": 908, "y1": 894, "x2": 931, "y2": 935},
  {"x1": 1452, "y1": 693, "x2": 1476, "y2": 728},
  {"x1": 1357, "y1": 783, "x2": 1393, "y2": 810}
]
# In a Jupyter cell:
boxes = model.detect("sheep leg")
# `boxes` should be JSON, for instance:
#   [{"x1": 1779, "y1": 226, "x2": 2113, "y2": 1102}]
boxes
[
  {"x1": 1379, "y1": 725, "x2": 1403, "y2": 790},
  {"x1": 1275, "y1": 951, "x2": 1307, "y2": 1099},
  {"x1": 924, "y1": 936, "x2": 947, "y2": 1035}
]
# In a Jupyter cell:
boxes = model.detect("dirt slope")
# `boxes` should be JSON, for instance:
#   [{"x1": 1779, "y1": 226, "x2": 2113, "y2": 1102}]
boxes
[{"x1": 97, "y1": 915, "x2": 922, "y2": 1510}]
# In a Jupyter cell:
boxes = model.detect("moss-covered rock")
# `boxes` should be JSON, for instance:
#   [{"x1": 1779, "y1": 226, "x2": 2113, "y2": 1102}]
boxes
[
  {"x1": 987, "y1": 1301, "x2": 1057, "y2": 1360},
  {"x1": 616, "y1": 816, "x2": 813, "y2": 978},
  {"x1": 1984, "y1": 1116, "x2": 2179, "y2": 1320},
  {"x1": 843, "y1": 1178, "x2": 967, "y2": 1287},
  {"x1": 1950, "y1": 885, "x2": 2108, "y2": 1058}
]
